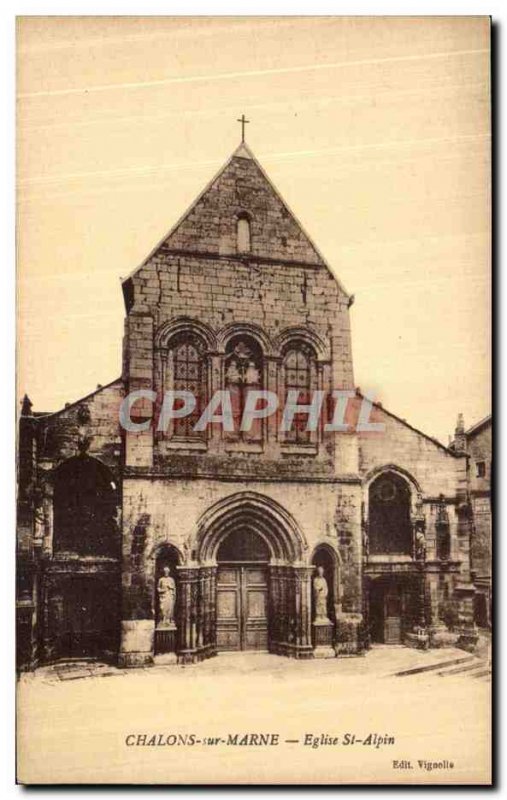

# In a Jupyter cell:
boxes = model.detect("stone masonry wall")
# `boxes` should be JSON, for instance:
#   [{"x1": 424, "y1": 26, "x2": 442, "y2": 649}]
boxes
[
  {"x1": 467, "y1": 424, "x2": 492, "y2": 580},
  {"x1": 357, "y1": 402, "x2": 462, "y2": 498},
  {"x1": 121, "y1": 477, "x2": 363, "y2": 620},
  {"x1": 36, "y1": 379, "x2": 124, "y2": 473},
  {"x1": 123, "y1": 153, "x2": 356, "y2": 478}
]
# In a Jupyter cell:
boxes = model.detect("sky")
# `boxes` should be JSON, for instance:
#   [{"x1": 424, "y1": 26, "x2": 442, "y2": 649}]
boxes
[{"x1": 16, "y1": 16, "x2": 491, "y2": 444}]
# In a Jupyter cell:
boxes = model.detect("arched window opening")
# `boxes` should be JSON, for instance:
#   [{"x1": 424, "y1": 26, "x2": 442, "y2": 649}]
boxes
[
  {"x1": 436, "y1": 524, "x2": 451, "y2": 560},
  {"x1": 237, "y1": 215, "x2": 251, "y2": 254},
  {"x1": 224, "y1": 335, "x2": 263, "y2": 442},
  {"x1": 282, "y1": 341, "x2": 316, "y2": 444},
  {"x1": 168, "y1": 332, "x2": 207, "y2": 439},
  {"x1": 217, "y1": 529, "x2": 270, "y2": 562},
  {"x1": 369, "y1": 472, "x2": 412, "y2": 555},
  {"x1": 53, "y1": 456, "x2": 118, "y2": 557}
]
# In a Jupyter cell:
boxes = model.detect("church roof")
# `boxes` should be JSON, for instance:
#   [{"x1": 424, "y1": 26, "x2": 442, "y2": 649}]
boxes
[
  {"x1": 122, "y1": 140, "x2": 349, "y2": 298},
  {"x1": 466, "y1": 414, "x2": 492, "y2": 438}
]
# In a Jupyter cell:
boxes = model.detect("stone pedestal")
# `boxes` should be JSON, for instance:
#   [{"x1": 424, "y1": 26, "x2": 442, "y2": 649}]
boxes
[
  {"x1": 118, "y1": 619, "x2": 154, "y2": 667},
  {"x1": 456, "y1": 624, "x2": 479, "y2": 652},
  {"x1": 312, "y1": 619, "x2": 335, "y2": 658},
  {"x1": 335, "y1": 612, "x2": 364, "y2": 657},
  {"x1": 155, "y1": 623, "x2": 177, "y2": 659},
  {"x1": 455, "y1": 582, "x2": 479, "y2": 652},
  {"x1": 429, "y1": 623, "x2": 459, "y2": 649}
]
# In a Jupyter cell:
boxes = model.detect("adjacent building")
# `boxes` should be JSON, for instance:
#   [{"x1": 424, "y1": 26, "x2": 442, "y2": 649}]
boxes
[{"x1": 450, "y1": 414, "x2": 492, "y2": 628}]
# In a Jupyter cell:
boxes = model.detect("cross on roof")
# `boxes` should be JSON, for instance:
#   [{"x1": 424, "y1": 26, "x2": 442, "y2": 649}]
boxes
[{"x1": 237, "y1": 114, "x2": 250, "y2": 143}]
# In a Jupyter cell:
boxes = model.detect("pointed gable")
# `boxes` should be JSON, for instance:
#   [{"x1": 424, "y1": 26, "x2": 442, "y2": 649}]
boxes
[
  {"x1": 161, "y1": 144, "x2": 325, "y2": 266},
  {"x1": 134, "y1": 144, "x2": 331, "y2": 274}
]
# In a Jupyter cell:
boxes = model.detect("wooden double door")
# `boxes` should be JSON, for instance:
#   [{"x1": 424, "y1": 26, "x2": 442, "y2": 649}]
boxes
[{"x1": 216, "y1": 564, "x2": 269, "y2": 652}]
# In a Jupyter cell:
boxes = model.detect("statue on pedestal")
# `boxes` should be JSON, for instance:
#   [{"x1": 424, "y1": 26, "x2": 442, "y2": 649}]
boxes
[
  {"x1": 157, "y1": 566, "x2": 176, "y2": 627},
  {"x1": 313, "y1": 566, "x2": 330, "y2": 622}
]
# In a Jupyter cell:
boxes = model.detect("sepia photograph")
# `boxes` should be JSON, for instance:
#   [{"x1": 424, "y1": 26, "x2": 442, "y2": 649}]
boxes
[{"x1": 15, "y1": 14, "x2": 491, "y2": 785}]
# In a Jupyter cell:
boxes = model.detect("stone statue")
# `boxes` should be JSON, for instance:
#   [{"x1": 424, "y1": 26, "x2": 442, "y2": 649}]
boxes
[
  {"x1": 225, "y1": 361, "x2": 241, "y2": 384},
  {"x1": 415, "y1": 530, "x2": 427, "y2": 561},
  {"x1": 245, "y1": 361, "x2": 260, "y2": 385},
  {"x1": 313, "y1": 566, "x2": 330, "y2": 622},
  {"x1": 157, "y1": 566, "x2": 176, "y2": 626}
]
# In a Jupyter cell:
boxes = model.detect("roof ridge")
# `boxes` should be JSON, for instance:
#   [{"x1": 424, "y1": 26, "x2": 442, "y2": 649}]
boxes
[
  {"x1": 356, "y1": 391, "x2": 458, "y2": 456},
  {"x1": 30, "y1": 377, "x2": 123, "y2": 420},
  {"x1": 466, "y1": 414, "x2": 492, "y2": 436}
]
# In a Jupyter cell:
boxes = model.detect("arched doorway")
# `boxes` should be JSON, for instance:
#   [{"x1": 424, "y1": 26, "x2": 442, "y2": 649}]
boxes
[
  {"x1": 216, "y1": 529, "x2": 270, "y2": 652},
  {"x1": 45, "y1": 456, "x2": 120, "y2": 662},
  {"x1": 179, "y1": 492, "x2": 313, "y2": 662}
]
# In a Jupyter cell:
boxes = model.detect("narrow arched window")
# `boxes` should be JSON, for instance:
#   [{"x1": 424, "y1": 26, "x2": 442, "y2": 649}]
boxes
[
  {"x1": 237, "y1": 215, "x2": 251, "y2": 254},
  {"x1": 168, "y1": 332, "x2": 207, "y2": 439},
  {"x1": 283, "y1": 342, "x2": 316, "y2": 444},
  {"x1": 369, "y1": 472, "x2": 412, "y2": 555},
  {"x1": 225, "y1": 335, "x2": 263, "y2": 442}
]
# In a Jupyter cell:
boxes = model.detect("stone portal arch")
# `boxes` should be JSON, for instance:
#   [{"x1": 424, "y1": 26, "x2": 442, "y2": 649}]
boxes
[
  {"x1": 176, "y1": 493, "x2": 313, "y2": 662},
  {"x1": 194, "y1": 491, "x2": 307, "y2": 564}
]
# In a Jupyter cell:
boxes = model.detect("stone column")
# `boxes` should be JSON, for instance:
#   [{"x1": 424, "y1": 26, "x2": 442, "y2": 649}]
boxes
[
  {"x1": 279, "y1": 566, "x2": 290, "y2": 650},
  {"x1": 176, "y1": 566, "x2": 200, "y2": 663},
  {"x1": 265, "y1": 356, "x2": 280, "y2": 454},
  {"x1": 197, "y1": 565, "x2": 217, "y2": 659},
  {"x1": 454, "y1": 500, "x2": 478, "y2": 652},
  {"x1": 269, "y1": 564, "x2": 297, "y2": 656},
  {"x1": 268, "y1": 565, "x2": 281, "y2": 653},
  {"x1": 209, "y1": 354, "x2": 224, "y2": 449},
  {"x1": 293, "y1": 565, "x2": 314, "y2": 658}
]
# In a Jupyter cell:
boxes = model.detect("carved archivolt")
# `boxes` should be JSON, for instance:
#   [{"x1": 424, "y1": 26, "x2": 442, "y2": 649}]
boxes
[{"x1": 191, "y1": 491, "x2": 308, "y2": 565}]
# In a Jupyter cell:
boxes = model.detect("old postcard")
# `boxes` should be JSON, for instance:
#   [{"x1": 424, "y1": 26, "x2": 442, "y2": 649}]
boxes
[{"x1": 16, "y1": 16, "x2": 492, "y2": 785}]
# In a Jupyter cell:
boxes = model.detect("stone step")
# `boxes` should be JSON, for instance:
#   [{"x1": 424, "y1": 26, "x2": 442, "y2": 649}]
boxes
[
  {"x1": 437, "y1": 661, "x2": 485, "y2": 677},
  {"x1": 471, "y1": 668, "x2": 492, "y2": 679},
  {"x1": 394, "y1": 655, "x2": 476, "y2": 677}
]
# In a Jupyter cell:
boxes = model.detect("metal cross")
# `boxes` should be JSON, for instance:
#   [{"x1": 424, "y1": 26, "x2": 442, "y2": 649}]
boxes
[{"x1": 237, "y1": 114, "x2": 250, "y2": 143}]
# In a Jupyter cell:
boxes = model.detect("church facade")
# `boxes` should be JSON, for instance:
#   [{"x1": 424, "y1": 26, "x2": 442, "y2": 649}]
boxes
[{"x1": 17, "y1": 142, "x2": 479, "y2": 669}]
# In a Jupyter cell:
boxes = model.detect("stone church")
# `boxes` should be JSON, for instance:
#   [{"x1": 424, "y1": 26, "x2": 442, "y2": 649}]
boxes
[{"x1": 17, "y1": 139, "x2": 479, "y2": 669}]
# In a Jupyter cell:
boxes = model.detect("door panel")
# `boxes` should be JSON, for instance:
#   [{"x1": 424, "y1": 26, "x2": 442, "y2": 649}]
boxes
[
  {"x1": 216, "y1": 567, "x2": 241, "y2": 650},
  {"x1": 384, "y1": 587, "x2": 402, "y2": 644},
  {"x1": 243, "y1": 567, "x2": 268, "y2": 651},
  {"x1": 216, "y1": 565, "x2": 268, "y2": 651}
]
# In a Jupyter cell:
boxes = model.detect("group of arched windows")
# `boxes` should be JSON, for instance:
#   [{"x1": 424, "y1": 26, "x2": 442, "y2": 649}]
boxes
[{"x1": 163, "y1": 329, "x2": 319, "y2": 444}]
